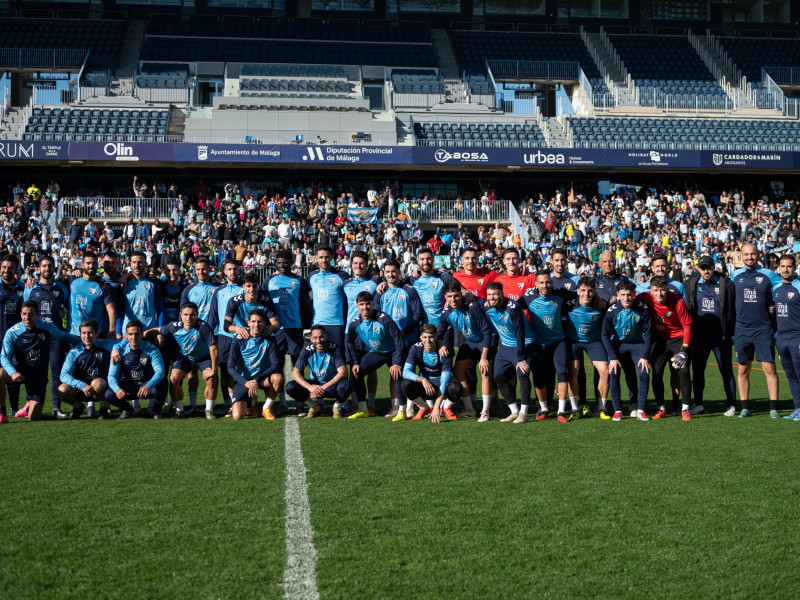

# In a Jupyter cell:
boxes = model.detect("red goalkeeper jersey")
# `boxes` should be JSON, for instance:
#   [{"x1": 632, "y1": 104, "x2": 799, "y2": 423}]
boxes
[
  {"x1": 453, "y1": 269, "x2": 498, "y2": 299},
  {"x1": 636, "y1": 291, "x2": 692, "y2": 345}
]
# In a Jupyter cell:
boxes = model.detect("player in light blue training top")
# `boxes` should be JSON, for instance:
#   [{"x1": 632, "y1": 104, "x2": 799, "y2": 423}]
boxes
[
  {"x1": 110, "y1": 320, "x2": 166, "y2": 419},
  {"x1": 306, "y1": 244, "x2": 349, "y2": 349},
  {"x1": 116, "y1": 250, "x2": 164, "y2": 334},
  {"x1": 68, "y1": 252, "x2": 116, "y2": 337},
  {"x1": 261, "y1": 250, "x2": 312, "y2": 361},
  {"x1": 409, "y1": 247, "x2": 456, "y2": 327},
  {"x1": 207, "y1": 258, "x2": 243, "y2": 412}
]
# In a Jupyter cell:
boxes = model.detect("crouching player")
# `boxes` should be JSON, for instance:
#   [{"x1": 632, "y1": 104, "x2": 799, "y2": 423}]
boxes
[
  {"x1": 108, "y1": 320, "x2": 167, "y2": 419},
  {"x1": 57, "y1": 318, "x2": 125, "y2": 420},
  {"x1": 565, "y1": 277, "x2": 610, "y2": 418},
  {"x1": 601, "y1": 281, "x2": 651, "y2": 421},
  {"x1": 1, "y1": 301, "x2": 80, "y2": 421},
  {"x1": 346, "y1": 291, "x2": 405, "y2": 419},
  {"x1": 228, "y1": 309, "x2": 283, "y2": 420},
  {"x1": 438, "y1": 282, "x2": 495, "y2": 419},
  {"x1": 146, "y1": 302, "x2": 218, "y2": 420},
  {"x1": 401, "y1": 323, "x2": 463, "y2": 422},
  {"x1": 286, "y1": 325, "x2": 351, "y2": 419}
]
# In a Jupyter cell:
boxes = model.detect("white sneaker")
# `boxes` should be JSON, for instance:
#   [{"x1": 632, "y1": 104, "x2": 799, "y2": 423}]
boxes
[
  {"x1": 478, "y1": 413, "x2": 490, "y2": 423},
  {"x1": 723, "y1": 406, "x2": 736, "y2": 417},
  {"x1": 500, "y1": 413, "x2": 519, "y2": 423},
  {"x1": 630, "y1": 409, "x2": 639, "y2": 418},
  {"x1": 384, "y1": 409, "x2": 399, "y2": 418},
  {"x1": 513, "y1": 414, "x2": 528, "y2": 424},
  {"x1": 690, "y1": 405, "x2": 705, "y2": 415}
]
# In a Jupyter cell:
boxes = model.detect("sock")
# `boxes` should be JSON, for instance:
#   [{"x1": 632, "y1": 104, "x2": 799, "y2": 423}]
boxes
[
  {"x1": 741, "y1": 399, "x2": 750, "y2": 410},
  {"x1": 558, "y1": 399, "x2": 567, "y2": 414},
  {"x1": 461, "y1": 396, "x2": 475, "y2": 412},
  {"x1": 358, "y1": 401, "x2": 367, "y2": 411},
  {"x1": 599, "y1": 398, "x2": 607, "y2": 410},
  {"x1": 280, "y1": 391, "x2": 286, "y2": 404},
  {"x1": 175, "y1": 400, "x2": 184, "y2": 410},
  {"x1": 333, "y1": 402, "x2": 340, "y2": 409},
  {"x1": 569, "y1": 396, "x2": 579, "y2": 411},
  {"x1": 87, "y1": 401, "x2": 95, "y2": 409},
  {"x1": 508, "y1": 402, "x2": 519, "y2": 415},
  {"x1": 539, "y1": 401, "x2": 548, "y2": 412},
  {"x1": 263, "y1": 397, "x2": 274, "y2": 410},
  {"x1": 132, "y1": 399, "x2": 141, "y2": 412},
  {"x1": 482, "y1": 394, "x2": 491, "y2": 414},
  {"x1": 770, "y1": 399, "x2": 778, "y2": 411},
  {"x1": 368, "y1": 393, "x2": 376, "y2": 406},
  {"x1": 148, "y1": 398, "x2": 156, "y2": 413},
  {"x1": 519, "y1": 404, "x2": 529, "y2": 417},
  {"x1": 188, "y1": 392, "x2": 197, "y2": 407},
  {"x1": 391, "y1": 397, "x2": 399, "y2": 410},
  {"x1": 682, "y1": 403, "x2": 690, "y2": 411},
  {"x1": 442, "y1": 399, "x2": 453, "y2": 410},
  {"x1": 205, "y1": 399, "x2": 214, "y2": 411},
  {"x1": 426, "y1": 399, "x2": 434, "y2": 408},
  {"x1": 406, "y1": 399, "x2": 413, "y2": 413}
]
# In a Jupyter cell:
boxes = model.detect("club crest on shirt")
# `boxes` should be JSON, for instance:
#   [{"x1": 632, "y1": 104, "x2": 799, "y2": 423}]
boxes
[
  {"x1": 715, "y1": 287, "x2": 719, "y2": 294},
  {"x1": 374, "y1": 325, "x2": 381, "y2": 332},
  {"x1": 90, "y1": 288, "x2": 96, "y2": 294},
  {"x1": 144, "y1": 283, "x2": 150, "y2": 290},
  {"x1": 478, "y1": 279, "x2": 484, "y2": 285},
  {"x1": 633, "y1": 316, "x2": 640, "y2": 322},
  {"x1": 329, "y1": 277, "x2": 336, "y2": 284},
  {"x1": 790, "y1": 293, "x2": 795, "y2": 299},
  {"x1": 552, "y1": 301, "x2": 557, "y2": 307},
  {"x1": 140, "y1": 357, "x2": 148, "y2": 365},
  {"x1": 288, "y1": 280, "x2": 296, "y2": 287},
  {"x1": 96, "y1": 351, "x2": 103, "y2": 360},
  {"x1": 38, "y1": 333, "x2": 46, "y2": 340},
  {"x1": 665, "y1": 311, "x2": 672, "y2": 317},
  {"x1": 564, "y1": 283, "x2": 572, "y2": 289},
  {"x1": 400, "y1": 294, "x2": 405, "y2": 301},
  {"x1": 756, "y1": 277, "x2": 763, "y2": 284},
  {"x1": 431, "y1": 281, "x2": 438, "y2": 288}
]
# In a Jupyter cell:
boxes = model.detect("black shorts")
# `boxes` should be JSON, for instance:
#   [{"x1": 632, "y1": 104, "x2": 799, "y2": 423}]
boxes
[
  {"x1": 217, "y1": 335, "x2": 234, "y2": 365},
  {"x1": 172, "y1": 354, "x2": 214, "y2": 374},
  {"x1": 275, "y1": 328, "x2": 305, "y2": 357}
]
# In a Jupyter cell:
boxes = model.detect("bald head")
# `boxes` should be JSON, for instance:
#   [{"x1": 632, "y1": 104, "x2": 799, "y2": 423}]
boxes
[
  {"x1": 599, "y1": 251, "x2": 616, "y2": 275},
  {"x1": 742, "y1": 243, "x2": 759, "y2": 268}
]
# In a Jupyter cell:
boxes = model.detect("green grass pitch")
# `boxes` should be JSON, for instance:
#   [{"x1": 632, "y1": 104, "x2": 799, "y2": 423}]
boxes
[{"x1": 2, "y1": 362, "x2": 800, "y2": 599}]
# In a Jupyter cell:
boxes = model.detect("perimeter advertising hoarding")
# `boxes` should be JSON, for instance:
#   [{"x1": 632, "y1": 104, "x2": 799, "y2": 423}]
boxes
[
  {"x1": 174, "y1": 143, "x2": 280, "y2": 162},
  {"x1": 280, "y1": 144, "x2": 412, "y2": 164},
  {"x1": 67, "y1": 142, "x2": 175, "y2": 162},
  {"x1": 0, "y1": 141, "x2": 68, "y2": 160},
  {"x1": 699, "y1": 151, "x2": 794, "y2": 169}
]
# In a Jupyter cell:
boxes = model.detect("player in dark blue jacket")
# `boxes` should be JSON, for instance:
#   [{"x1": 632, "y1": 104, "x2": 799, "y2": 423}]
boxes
[
  {"x1": 374, "y1": 258, "x2": 424, "y2": 418},
  {"x1": 287, "y1": 325, "x2": 351, "y2": 419},
  {"x1": 24, "y1": 255, "x2": 71, "y2": 416},
  {"x1": 601, "y1": 280, "x2": 652, "y2": 420},
  {"x1": 773, "y1": 255, "x2": 800, "y2": 420},
  {"x1": 57, "y1": 318, "x2": 126, "y2": 420},
  {"x1": 410, "y1": 247, "x2": 456, "y2": 327},
  {"x1": 401, "y1": 324, "x2": 463, "y2": 423},
  {"x1": 549, "y1": 247, "x2": 580, "y2": 292},
  {"x1": 109, "y1": 320, "x2": 166, "y2": 419},
  {"x1": 146, "y1": 302, "x2": 218, "y2": 420},
  {"x1": 161, "y1": 260, "x2": 185, "y2": 324},
  {"x1": 481, "y1": 282, "x2": 535, "y2": 424},
  {"x1": 438, "y1": 282, "x2": 495, "y2": 419},
  {"x1": 565, "y1": 277, "x2": 610, "y2": 418},
  {"x1": 346, "y1": 291, "x2": 405, "y2": 418},
  {"x1": 730, "y1": 242, "x2": 782, "y2": 417},
  {"x1": 1, "y1": 301, "x2": 79, "y2": 421},
  {"x1": 0, "y1": 254, "x2": 27, "y2": 420},
  {"x1": 227, "y1": 308, "x2": 284, "y2": 421}
]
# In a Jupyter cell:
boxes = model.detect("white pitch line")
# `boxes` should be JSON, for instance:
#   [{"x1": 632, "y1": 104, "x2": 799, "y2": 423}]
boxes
[{"x1": 283, "y1": 417, "x2": 320, "y2": 600}]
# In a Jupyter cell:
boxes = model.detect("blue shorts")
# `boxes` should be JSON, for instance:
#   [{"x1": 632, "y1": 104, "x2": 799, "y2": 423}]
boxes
[
  {"x1": 455, "y1": 340, "x2": 495, "y2": 365},
  {"x1": 275, "y1": 328, "x2": 305, "y2": 357},
  {"x1": 325, "y1": 325, "x2": 345, "y2": 352},
  {"x1": 172, "y1": 354, "x2": 214, "y2": 374},
  {"x1": 232, "y1": 371, "x2": 276, "y2": 403},
  {"x1": 217, "y1": 335, "x2": 235, "y2": 366},
  {"x1": 611, "y1": 341, "x2": 648, "y2": 365},
  {"x1": 494, "y1": 344, "x2": 535, "y2": 378},
  {"x1": 569, "y1": 340, "x2": 608, "y2": 363},
  {"x1": 734, "y1": 330, "x2": 775, "y2": 364}
]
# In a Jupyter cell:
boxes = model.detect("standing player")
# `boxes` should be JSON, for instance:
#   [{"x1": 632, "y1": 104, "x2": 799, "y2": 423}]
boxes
[
  {"x1": 637, "y1": 277, "x2": 693, "y2": 421},
  {"x1": 635, "y1": 254, "x2": 687, "y2": 299},
  {"x1": 109, "y1": 320, "x2": 167, "y2": 419},
  {"x1": 116, "y1": 250, "x2": 164, "y2": 335},
  {"x1": 494, "y1": 248, "x2": 535, "y2": 301},
  {"x1": 685, "y1": 255, "x2": 736, "y2": 416},
  {"x1": 57, "y1": 319, "x2": 124, "y2": 419},
  {"x1": 346, "y1": 292, "x2": 404, "y2": 418},
  {"x1": 0, "y1": 255, "x2": 29, "y2": 420},
  {"x1": 342, "y1": 251, "x2": 381, "y2": 414},
  {"x1": 438, "y1": 282, "x2": 494, "y2": 418},
  {"x1": 452, "y1": 247, "x2": 497, "y2": 300},
  {"x1": 594, "y1": 251, "x2": 629, "y2": 303},
  {"x1": 287, "y1": 325, "x2": 351, "y2": 419},
  {"x1": 565, "y1": 277, "x2": 610, "y2": 418},
  {"x1": 307, "y1": 245, "x2": 349, "y2": 349},
  {"x1": 69, "y1": 252, "x2": 116, "y2": 337},
  {"x1": 411, "y1": 247, "x2": 456, "y2": 326},
  {"x1": 549, "y1": 248, "x2": 579, "y2": 291},
  {"x1": 1, "y1": 301, "x2": 79, "y2": 421},
  {"x1": 208, "y1": 259, "x2": 243, "y2": 413},
  {"x1": 161, "y1": 260, "x2": 185, "y2": 324},
  {"x1": 228, "y1": 309, "x2": 283, "y2": 421},
  {"x1": 147, "y1": 302, "x2": 218, "y2": 419},
  {"x1": 402, "y1": 323, "x2": 463, "y2": 422},
  {"x1": 181, "y1": 257, "x2": 217, "y2": 413},
  {"x1": 24, "y1": 255, "x2": 71, "y2": 417},
  {"x1": 374, "y1": 258, "x2": 424, "y2": 419},
  {"x1": 774, "y1": 255, "x2": 800, "y2": 420},
  {"x1": 731, "y1": 242, "x2": 781, "y2": 418},
  {"x1": 481, "y1": 282, "x2": 536, "y2": 423},
  {"x1": 601, "y1": 280, "x2": 652, "y2": 420}
]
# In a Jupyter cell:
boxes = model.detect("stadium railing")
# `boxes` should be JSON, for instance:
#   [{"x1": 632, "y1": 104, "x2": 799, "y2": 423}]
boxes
[
  {"x1": 404, "y1": 199, "x2": 509, "y2": 222},
  {"x1": 0, "y1": 48, "x2": 87, "y2": 69},
  {"x1": 59, "y1": 197, "x2": 175, "y2": 220}
]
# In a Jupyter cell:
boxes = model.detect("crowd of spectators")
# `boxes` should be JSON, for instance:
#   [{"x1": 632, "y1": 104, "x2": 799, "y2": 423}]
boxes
[{"x1": 1, "y1": 175, "x2": 796, "y2": 284}]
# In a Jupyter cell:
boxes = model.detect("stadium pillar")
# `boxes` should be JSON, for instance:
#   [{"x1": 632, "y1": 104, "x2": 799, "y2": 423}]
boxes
[{"x1": 9, "y1": 72, "x2": 25, "y2": 108}]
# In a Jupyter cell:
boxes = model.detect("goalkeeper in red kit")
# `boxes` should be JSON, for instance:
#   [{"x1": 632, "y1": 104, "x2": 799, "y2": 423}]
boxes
[{"x1": 636, "y1": 276, "x2": 694, "y2": 421}]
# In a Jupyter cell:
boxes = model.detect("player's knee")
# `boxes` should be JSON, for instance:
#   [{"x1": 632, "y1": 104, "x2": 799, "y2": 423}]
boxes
[
  {"x1": 269, "y1": 373, "x2": 284, "y2": 389},
  {"x1": 399, "y1": 379, "x2": 415, "y2": 397},
  {"x1": 169, "y1": 372, "x2": 183, "y2": 386},
  {"x1": 56, "y1": 383, "x2": 71, "y2": 397},
  {"x1": 91, "y1": 378, "x2": 107, "y2": 393},
  {"x1": 447, "y1": 380, "x2": 462, "y2": 400}
]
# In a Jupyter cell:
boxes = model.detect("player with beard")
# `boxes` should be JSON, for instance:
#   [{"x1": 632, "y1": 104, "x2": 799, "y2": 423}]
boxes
[
  {"x1": 410, "y1": 247, "x2": 456, "y2": 327},
  {"x1": 181, "y1": 257, "x2": 217, "y2": 413},
  {"x1": 549, "y1": 247, "x2": 579, "y2": 292},
  {"x1": 208, "y1": 259, "x2": 243, "y2": 415},
  {"x1": 116, "y1": 250, "x2": 164, "y2": 337}
]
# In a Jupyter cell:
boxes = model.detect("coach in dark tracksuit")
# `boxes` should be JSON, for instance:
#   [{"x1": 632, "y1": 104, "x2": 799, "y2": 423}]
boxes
[{"x1": 685, "y1": 255, "x2": 736, "y2": 414}]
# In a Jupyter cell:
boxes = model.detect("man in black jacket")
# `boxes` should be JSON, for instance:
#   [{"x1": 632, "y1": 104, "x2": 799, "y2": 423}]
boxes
[{"x1": 685, "y1": 255, "x2": 736, "y2": 415}]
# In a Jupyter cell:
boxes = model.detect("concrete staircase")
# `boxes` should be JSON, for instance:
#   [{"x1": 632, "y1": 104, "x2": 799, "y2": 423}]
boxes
[
  {"x1": 543, "y1": 116, "x2": 570, "y2": 147},
  {"x1": 116, "y1": 20, "x2": 147, "y2": 75},
  {"x1": 583, "y1": 32, "x2": 638, "y2": 108},
  {"x1": 167, "y1": 106, "x2": 185, "y2": 138},
  {"x1": 430, "y1": 29, "x2": 460, "y2": 80},
  {"x1": 687, "y1": 31, "x2": 754, "y2": 109},
  {"x1": 0, "y1": 107, "x2": 26, "y2": 139}
]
